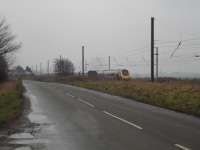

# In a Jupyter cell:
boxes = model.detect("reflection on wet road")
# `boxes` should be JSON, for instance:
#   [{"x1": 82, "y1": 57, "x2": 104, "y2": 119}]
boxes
[
  {"x1": 1, "y1": 80, "x2": 200, "y2": 150},
  {"x1": 2, "y1": 83, "x2": 56, "y2": 150}
]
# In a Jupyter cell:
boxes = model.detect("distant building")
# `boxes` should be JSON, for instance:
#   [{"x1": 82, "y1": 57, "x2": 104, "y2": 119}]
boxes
[
  {"x1": 8, "y1": 66, "x2": 33, "y2": 79},
  {"x1": 88, "y1": 70, "x2": 98, "y2": 78}
]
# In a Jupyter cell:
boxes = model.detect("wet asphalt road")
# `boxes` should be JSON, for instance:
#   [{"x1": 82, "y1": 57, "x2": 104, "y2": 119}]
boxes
[{"x1": 23, "y1": 80, "x2": 200, "y2": 150}]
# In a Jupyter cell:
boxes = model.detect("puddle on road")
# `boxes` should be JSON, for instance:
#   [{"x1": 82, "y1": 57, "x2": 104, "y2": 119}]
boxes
[
  {"x1": 10, "y1": 138, "x2": 49, "y2": 145},
  {"x1": 1, "y1": 86, "x2": 57, "y2": 150},
  {"x1": 9, "y1": 133, "x2": 34, "y2": 139},
  {"x1": 14, "y1": 147, "x2": 32, "y2": 150},
  {"x1": 28, "y1": 113, "x2": 49, "y2": 125}
]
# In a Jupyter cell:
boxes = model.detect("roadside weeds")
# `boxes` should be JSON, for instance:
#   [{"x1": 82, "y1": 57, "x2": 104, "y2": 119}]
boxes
[
  {"x1": 0, "y1": 80, "x2": 24, "y2": 128},
  {"x1": 70, "y1": 80, "x2": 200, "y2": 117}
]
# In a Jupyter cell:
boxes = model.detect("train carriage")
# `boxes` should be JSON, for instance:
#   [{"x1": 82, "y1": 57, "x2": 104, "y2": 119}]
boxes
[{"x1": 88, "y1": 69, "x2": 130, "y2": 80}]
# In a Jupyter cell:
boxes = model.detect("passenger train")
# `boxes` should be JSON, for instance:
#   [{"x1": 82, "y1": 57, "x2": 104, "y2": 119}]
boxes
[{"x1": 88, "y1": 69, "x2": 131, "y2": 80}]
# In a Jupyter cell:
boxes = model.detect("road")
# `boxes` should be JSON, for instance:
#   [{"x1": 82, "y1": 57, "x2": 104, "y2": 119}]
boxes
[{"x1": 21, "y1": 80, "x2": 200, "y2": 150}]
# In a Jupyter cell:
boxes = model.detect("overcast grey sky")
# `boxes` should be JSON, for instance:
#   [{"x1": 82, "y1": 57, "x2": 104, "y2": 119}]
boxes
[{"x1": 0, "y1": 0, "x2": 200, "y2": 76}]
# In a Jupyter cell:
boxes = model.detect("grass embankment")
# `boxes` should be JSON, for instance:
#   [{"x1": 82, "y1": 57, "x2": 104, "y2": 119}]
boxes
[
  {"x1": 0, "y1": 80, "x2": 23, "y2": 127},
  {"x1": 71, "y1": 80, "x2": 200, "y2": 117}
]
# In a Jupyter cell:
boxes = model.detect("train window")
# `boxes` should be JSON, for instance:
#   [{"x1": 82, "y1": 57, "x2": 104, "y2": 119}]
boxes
[{"x1": 122, "y1": 69, "x2": 129, "y2": 76}]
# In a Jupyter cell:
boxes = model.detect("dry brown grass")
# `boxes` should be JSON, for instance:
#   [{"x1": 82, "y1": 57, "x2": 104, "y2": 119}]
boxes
[
  {"x1": 72, "y1": 79, "x2": 200, "y2": 117},
  {"x1": 0, "y1": 81, "x2": 17, "y2": 94},
  {"x1": 28, "y1": 75, "x2": 200, "y2": 117}
]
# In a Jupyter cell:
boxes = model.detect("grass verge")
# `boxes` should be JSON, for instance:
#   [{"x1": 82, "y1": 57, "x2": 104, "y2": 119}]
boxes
[
  {"x1": 71, "y1": 80, "x2": 200, "y2": 117},
  {"x1": 0, "y1": 80, "x2": 23, "y2": 127}
]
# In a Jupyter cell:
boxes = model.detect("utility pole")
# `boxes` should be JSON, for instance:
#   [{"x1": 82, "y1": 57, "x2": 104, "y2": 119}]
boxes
[
  {"x1": 47, "y1": 60, "x2": 49, "y2": 76},
  {"x1": 155, "y1": 47, "x2": 159, "y2": 80},
  {"x1": 108, "y1": 56, "x2": 111, "y2": 71},
  {"x1": 60, "y1": 55, "x2": 62, "y2": 73},
  {"x1": 82, "y1": 46, "x2": 85, "y2": 76},
  {"x1": 40, "y1": 63, "x2": 42, "y2": 75},
  {"x1": 151, "y1": 17, "x2": 155, "y2": 82},
  {"x1": 36, "y1": 64, "x2": 38, "y2": 75}
]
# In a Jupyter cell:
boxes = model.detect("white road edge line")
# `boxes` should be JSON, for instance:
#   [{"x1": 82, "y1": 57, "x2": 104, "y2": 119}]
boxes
[
  {"x1": 174, "y1": 144, "x2": 191, "y2": 150},
  {"x1": 77, "y1": 98, "x2": 95, "y2": 108},
  {"x1": 103, "y1": 111, "x2": 143, "y2": 130},
  {"x1": 66, "y1": 93, "x2": 75, "y2": 98}
]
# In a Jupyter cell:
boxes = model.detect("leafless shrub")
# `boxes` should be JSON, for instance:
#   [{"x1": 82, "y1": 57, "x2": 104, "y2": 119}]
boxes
[
  {"x1": 0, "y1": 17, "x2": 21, "y2": 81},
  {"x1": 54, "y1": 57, "x2": 74, "y2": 75}
]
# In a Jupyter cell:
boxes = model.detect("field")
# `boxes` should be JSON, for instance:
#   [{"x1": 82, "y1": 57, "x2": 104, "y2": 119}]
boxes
[
  {"x1": 71, "y1": 79, "x2": 200, "y2": 117},
  {"x1": 0, "y1": 80, "x2": 23, "y2": 127},
  {"x1": 28, "y1": 75, "x2": 200, "y2": 117}
]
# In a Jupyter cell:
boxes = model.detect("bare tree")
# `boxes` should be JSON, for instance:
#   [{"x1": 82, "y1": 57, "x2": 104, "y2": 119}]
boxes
[
  {"x1": 0, "y1": 18, "x2": 21, "y2": 55},
  {"x1": 0, "y1": 17, "x2": 21, "y2": 81},
  {"x1": 54, "y1": 57, "x2": 74, "y2": 75}
]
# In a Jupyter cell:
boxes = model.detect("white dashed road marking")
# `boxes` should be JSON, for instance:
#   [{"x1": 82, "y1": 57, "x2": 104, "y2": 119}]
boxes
[
  {"x1": 77, "y1": 98, "x2": 95, "y2": 108},
  {"x1": 66, "y1": 93, "x2": 75, "y2": 98},
  {"x1": 103, "y1": 110, "x2": 143, "y2": 130},
  {"x1": 174, "y1": 144, "x2": 191, "y2": 150}
]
